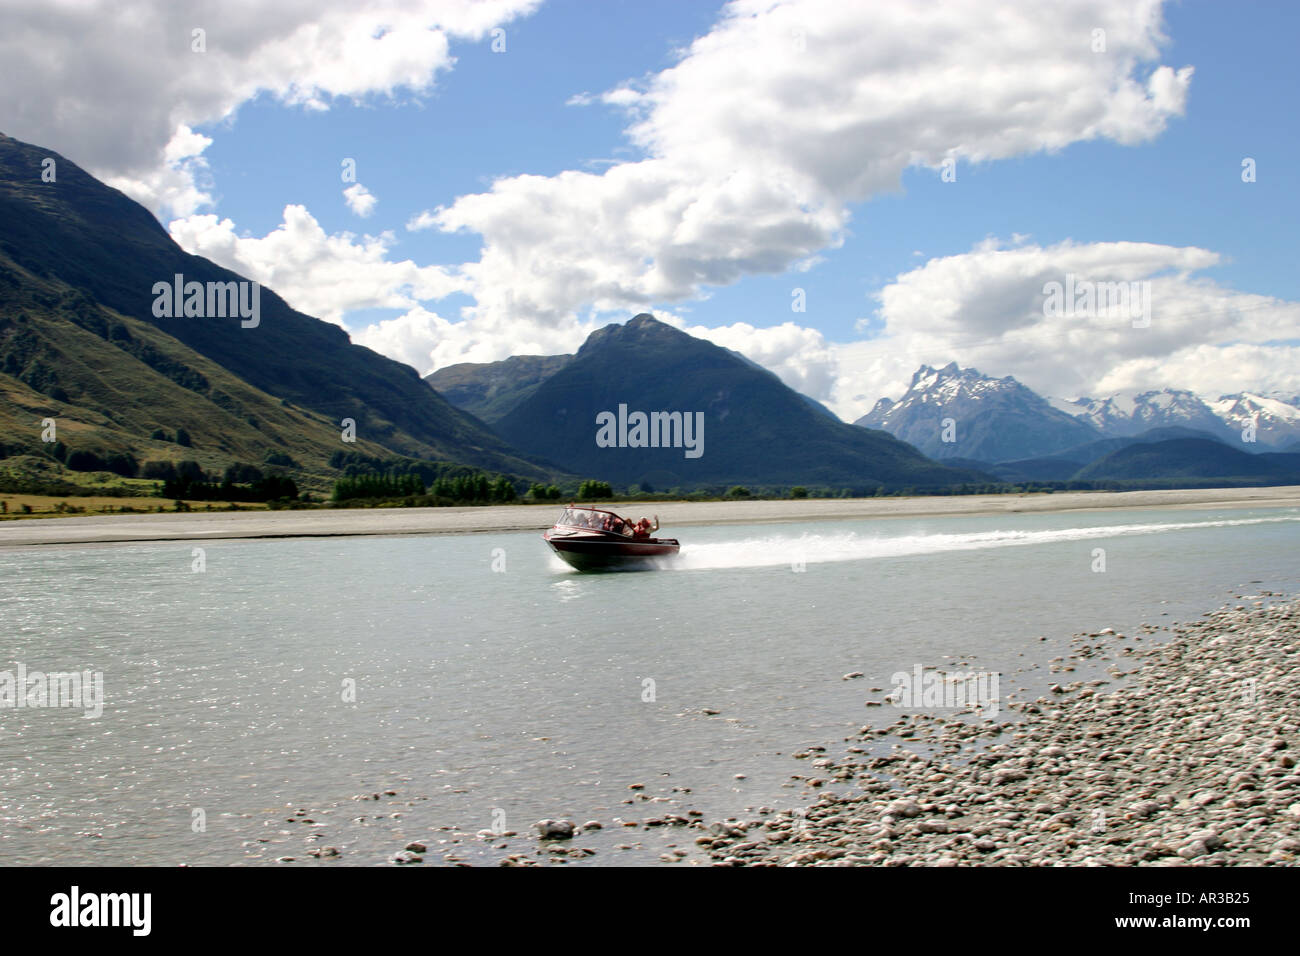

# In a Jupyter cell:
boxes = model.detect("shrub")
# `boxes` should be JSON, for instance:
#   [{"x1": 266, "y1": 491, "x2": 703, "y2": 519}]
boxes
[
  {"x1": 224, "y1": 462, "x2": 263, "y2": 485},
  {"x1": 490, "y1": 476, "x2": 517, "y2": 502},
  {"x1": 142, "y1": 461, "x2": 177, "y2": 481},
  {"x1": 104, "y1": 453, "x2": 139, "y2": 478},
  {"x1": 577, "y1": 479, "x2": 613, "y2": 500}
]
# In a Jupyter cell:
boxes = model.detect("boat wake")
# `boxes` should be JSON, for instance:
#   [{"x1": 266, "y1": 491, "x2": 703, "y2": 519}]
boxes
[{"x1": 663, "y1": 514, "x2": 1300, "y2": 572}]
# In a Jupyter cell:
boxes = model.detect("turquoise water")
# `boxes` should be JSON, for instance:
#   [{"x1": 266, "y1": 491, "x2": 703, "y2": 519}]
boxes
[{"x1": 0, "y1": 505, "x2": 1297, "y2": 865}]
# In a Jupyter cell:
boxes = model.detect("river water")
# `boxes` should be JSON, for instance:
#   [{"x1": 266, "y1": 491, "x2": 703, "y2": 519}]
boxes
[{"x1": 1, "y1": 504, "x2": 1297, "y2": 865}]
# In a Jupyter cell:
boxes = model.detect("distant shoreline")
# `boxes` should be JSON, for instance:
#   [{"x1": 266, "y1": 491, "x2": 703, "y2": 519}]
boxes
[{"x1": 2, "y1": 485, "x2": 1297, "y2": 548}]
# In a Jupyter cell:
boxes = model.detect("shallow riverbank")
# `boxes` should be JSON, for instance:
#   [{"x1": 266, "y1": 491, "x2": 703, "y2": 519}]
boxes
[
  {"x1": 704, "y1": 594, "x2": 1300, "y2": 866},
  {"x1": 2, "y1": 485, "x2": 1298, "y2": 547}
]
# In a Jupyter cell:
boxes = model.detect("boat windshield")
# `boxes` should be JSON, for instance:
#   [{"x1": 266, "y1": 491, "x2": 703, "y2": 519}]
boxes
[{"x1": 557, "y1": 507, "x2": 624, "y2": 531}]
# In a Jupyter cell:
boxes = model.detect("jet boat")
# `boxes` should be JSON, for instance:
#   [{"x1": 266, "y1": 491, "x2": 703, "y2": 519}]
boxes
[{"x1": 543, "y1": 505, "x2": 680, "y2": 571}]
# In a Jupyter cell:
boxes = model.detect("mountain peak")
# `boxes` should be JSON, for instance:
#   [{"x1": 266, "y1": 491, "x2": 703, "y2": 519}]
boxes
[
  {"x1": 911, "y1": 361, "x2": 982, "y2": 385},
  {"x1": 914, "y1": 362, "x2": 1006, "y2": 391},
  {"x1": 1210, "y1": 392, "x2": 1300, "y2": 446},
  {"x1": 579, "y1": 312, "x2": 692, "y2": 357},
  {"x1": 859, "y1": 362, "x2": 1099, "y2": 461},
  {"x1": 624, "y1": 313, "x2": 683, "y2": 337}
]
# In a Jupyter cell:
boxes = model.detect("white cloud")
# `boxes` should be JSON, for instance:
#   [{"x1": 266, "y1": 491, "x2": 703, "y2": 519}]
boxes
[
  {"x1": 352, "y1": 307, "x2": 602, "y2": 376},
  {"x1": 362, "y1": 0, "x2": 1198, "y2": 382},
  {"x1": 0, "y1": 0, "x2": 541, "y2": 217},
  {"x1": 402, "y1": 0, "x2": 1192, "y2": 339},
  {"x1": 687, "y1": 321, "x2": 838, "y2": 404},
  {"x1": 168, "y1": 205, "x2": 466, "y2": 326},
  {"x1": 101, "y1": 125, "x2": 215, "y2": 218},
  {"x1": 406, "y1": 210, "x2": 440, "y2": 232},
  {"x1": 343, "y1": 183, "x2": 377, "y2": 218}
]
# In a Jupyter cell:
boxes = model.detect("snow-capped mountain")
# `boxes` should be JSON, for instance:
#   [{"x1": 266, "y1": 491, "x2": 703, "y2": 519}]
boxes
[
  {"x1": 854, "y1": 362, "x2": 1300, "y2": 463},
  {"x1": 855, "y1": 363, "x2": 1100, "y2": 461},
  {"x1": 1053, "y1": 389, "x2": 1236, "y2": 441},
  {"x1": 1211, "y1": 393, "x2": 1300, "y2": 449}
]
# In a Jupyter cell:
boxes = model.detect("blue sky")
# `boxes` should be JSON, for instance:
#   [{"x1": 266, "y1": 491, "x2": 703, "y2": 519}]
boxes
[
  {"x1": 5, "y1": 0, "x2": 1299, "y2": 415},
  {"x1": 195, "y1": 0, "x2": 738, "y2": 330}
]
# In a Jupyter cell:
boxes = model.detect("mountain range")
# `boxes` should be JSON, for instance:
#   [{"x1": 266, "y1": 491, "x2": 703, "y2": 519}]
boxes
[
  {"x1": 1, "y1": 132, "x2": 986, "y2": 494},
  {"x1": 856, "y1": 362, "x2": 1300, "y2": 461},
  {"x1": 1051, "y1": 390, "x2": 1234, "y2": 441},
  {"x1": 854, "y1": 363, "x2": 1100, "y2": 462},
  {"x1": 4, "y1": 129, "x2": 1296, "y2": 497},
  {"x1": 435, "y1": 349, "x2": 1300, "y2": 487},
  {"x1": 459, "y1": 314, "x2": 989, "y2": 490}
]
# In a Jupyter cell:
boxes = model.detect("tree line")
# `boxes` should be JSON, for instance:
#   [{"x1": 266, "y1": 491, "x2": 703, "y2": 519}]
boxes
[{"x1": 330, "y1": 455, "x2": 519, "y2": 504}]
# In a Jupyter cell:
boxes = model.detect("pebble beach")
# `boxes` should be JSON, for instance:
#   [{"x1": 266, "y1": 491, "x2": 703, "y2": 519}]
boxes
[
  {"x1": 359, "y1": 588, "x2": 1300, "y2": 868},
  {"x1": 696, "y1": 594, "x2": 1300, "y2": 866}
]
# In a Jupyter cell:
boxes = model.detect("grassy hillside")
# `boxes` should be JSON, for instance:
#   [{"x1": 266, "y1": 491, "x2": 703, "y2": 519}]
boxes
[
  {"x1": 0, "y1": 251, "x2": 409, "y2": 494},
  {"x1": 0, "y1": 131, "x2": 550, "y2": 482}
]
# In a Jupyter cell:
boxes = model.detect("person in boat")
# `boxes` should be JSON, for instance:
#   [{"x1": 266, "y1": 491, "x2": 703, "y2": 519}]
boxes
[{"x1": 631, "y1": 515, "x2": 659, "y2": 538}]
